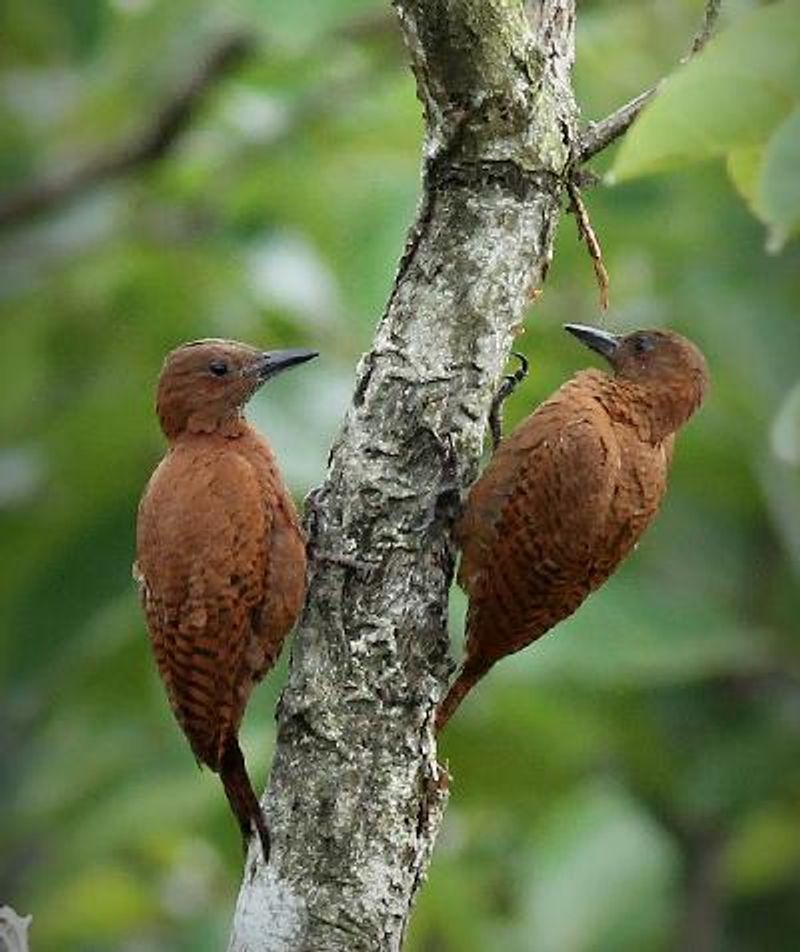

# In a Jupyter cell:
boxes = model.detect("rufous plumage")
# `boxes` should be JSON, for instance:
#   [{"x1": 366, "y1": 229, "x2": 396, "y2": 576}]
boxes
[{"x1": 134, "y1": 339, "x2": 317, "y2": 858}]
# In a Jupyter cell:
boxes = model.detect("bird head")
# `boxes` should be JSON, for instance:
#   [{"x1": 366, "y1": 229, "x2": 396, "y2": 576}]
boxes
[
  {"x1": 156, "y1": 339, "x2": 318, "y2": 440},
  {"x1": 564, "y1": 324, "x2": 709, "y2": 438}
]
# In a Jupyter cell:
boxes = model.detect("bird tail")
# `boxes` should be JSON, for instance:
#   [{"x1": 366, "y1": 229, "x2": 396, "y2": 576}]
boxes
[
  {"x1": 219, "y1": 737, "x2": 271, "y2": 862},
  {"x1": 435, "y1": 656, "x2": 493, "y2": 734}
]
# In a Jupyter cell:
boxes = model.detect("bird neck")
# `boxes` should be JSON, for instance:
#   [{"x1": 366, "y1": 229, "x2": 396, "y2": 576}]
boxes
[
  {"x1": 159, "y1": 404, "x2": 248, "y2": 441},
  {"x1": 595, "y1": 375, "x2": 693, "y2": 444}
]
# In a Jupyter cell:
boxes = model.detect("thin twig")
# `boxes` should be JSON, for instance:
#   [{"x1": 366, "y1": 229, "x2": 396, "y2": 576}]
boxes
[
  {"x1": 578, "y1": 0, "x2": 723, "y2": 163},
  {"x1": 0, "y1": 32, "x2": 254, "y2": 229},
  {"x1": 567, "y1": 179, "x2": 609, "y2": 309},
  {"x1": 684, "y1": 0, "x2": 722, "y2": 60},
  {"x1": 578, "y1": 87, "x2": 659, "y2": 166}
]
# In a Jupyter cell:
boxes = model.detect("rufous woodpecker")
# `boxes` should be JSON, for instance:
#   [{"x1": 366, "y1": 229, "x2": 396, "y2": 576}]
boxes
[
  {"x1": 134, "y1": 339, "x2": 317, "y2": 859},
  {"x1": 436, "y1": 324, "x2": 709, "y2": 731}
]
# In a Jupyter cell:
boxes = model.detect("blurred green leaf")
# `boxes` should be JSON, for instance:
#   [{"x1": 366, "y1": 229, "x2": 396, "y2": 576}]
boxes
[
  {"x1": 500, "y1": 578, "x2": 767, "y2": 689},
  {"x1": 613, "y1": 2, "x2": 800, "y2": 184},
  {"x1": 758, "y1": 107, "x2": 800, "y2": 250},
  {"x1": 727, "y1": 803, "x2": 800, "y2": 895},
  {"x1": 726, "y1": 146, "x2": 766, "y2": 220},
  {"x1": 517, "y1": 782, "x2": 677, "y2": 952},
  {"x1": 35, "y1": 865, "x2": 156, "y2": 947},
  {"x1": 770, "y1": 381, "x2": 800, "y2": 466}
]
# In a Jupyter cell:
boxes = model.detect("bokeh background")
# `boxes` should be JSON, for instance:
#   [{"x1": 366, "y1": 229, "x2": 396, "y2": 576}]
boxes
[{"x1": 1, "y1": 1, "x2": 798, "y2": 950}]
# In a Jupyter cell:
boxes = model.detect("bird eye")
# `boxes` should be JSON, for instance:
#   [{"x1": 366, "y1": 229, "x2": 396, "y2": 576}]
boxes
[
  {"x1": 632, "y1": 335, "x2": 654, "y2": 354},
  {"x1": 208, "y1": 359, "x2": 229, "y2": 377}
]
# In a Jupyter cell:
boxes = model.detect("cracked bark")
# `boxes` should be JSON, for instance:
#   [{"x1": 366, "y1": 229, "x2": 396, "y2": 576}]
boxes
[{"x1": 228, "y1": 2, "x2": 577, "y2": 950}]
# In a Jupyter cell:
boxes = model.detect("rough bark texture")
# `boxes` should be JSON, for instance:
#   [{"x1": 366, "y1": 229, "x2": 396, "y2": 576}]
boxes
[{"x1": 228, "y1": 2, "x2": 577, "y2": 949}]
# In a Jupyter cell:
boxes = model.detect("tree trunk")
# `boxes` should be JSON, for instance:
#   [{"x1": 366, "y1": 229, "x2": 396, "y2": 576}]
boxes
[{"x1": 228, "y1": 2, "x2": 577, "y2": 949}]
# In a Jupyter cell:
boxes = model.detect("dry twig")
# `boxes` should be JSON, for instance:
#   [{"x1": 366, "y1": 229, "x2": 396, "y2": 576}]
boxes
[{"x1": 567, "y1": 179, "x2": 610, "y2": 310}]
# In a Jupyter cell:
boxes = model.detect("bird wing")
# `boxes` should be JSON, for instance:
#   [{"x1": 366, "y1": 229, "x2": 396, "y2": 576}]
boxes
[
  {"x1": 135, "y1": 445, "x2": 270, "y2": 768},
  {"x1": 456, "y1": 378, "x2": 621, "y2": 661},
  {"x1": 252, "y1": 489, "x2": 306, "y2": 681}
]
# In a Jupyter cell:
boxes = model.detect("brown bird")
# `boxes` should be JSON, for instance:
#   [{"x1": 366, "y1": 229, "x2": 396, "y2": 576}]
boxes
[
  {"x1": 436, "y1": 324, "x2": 709, "y2": 732},
  {"x1": 134, "y1": 339, "x2": 317, "y2": 859}
]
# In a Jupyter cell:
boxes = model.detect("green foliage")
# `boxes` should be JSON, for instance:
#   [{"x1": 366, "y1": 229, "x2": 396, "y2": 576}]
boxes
[
  {"x1": 771, "y1": 381, "x2": 800, "y2": 466},
  {"x1": 613, "y1": 0, "x2": 800, "y2": 248},
  {"x1": 1, "y1": 1, "x2": 799, "y2": 950},
  {"x1": 759, "y1": 107, "x2": 800, "y2": 246}
]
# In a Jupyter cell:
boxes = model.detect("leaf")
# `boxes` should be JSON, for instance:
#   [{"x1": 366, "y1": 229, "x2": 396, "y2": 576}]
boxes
[
  {"x1": 727, "y1": 805, "x2": 800, "y2": 894},
  {"x1": 35, "y1": 866, "x2": 155, "y2": 946},
  {"x1": 758, "y1": 106, "x2": 800, "y2": 250},
  {"x1": 612, "y1": 1, "x2": 800, "y2": 181},
  {"x1": 727, "y1": 146, "x2": 767, "y2": 219},
  {"x1": 517, "y1": 782, "x2": 676, "y2": 952},
  {"x1": 770, "y1": 380, "x2": 800, "y2": 465},
  {"x1": 497, "y1": 578, "x2": 766, "y2": 689}
]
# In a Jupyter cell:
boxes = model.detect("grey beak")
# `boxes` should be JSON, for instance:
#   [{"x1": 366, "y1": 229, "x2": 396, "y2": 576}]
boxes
[
  {"x1": 257, "y1": 348, "x2": 318, "y2": 380},
  {"x1": 564, "y1": 323, "x2": 620, "y2": 363}
]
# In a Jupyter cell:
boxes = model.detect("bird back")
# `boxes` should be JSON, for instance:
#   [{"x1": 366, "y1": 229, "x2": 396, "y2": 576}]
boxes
[{"x1": 135, "y1": 438, "x2": 271, "y2": 768}]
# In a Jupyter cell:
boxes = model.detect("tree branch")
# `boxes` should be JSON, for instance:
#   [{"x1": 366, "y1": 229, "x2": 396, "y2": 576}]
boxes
[
  {"x1": 628, "y1": 785, "x2": 726, "y2": 952},
  {"x1": 577, "y1": 0, "x2": 723, "y2": 164},
  {"x1": 0, "y1": 32, "x2": 253, "y2": 230},
  {"x1": 676, "y1": 826, "x2": 726, "y2": 952},
  {"x1": 685, "y1": 0, "x2": 723, "y2": 60},
  {"x1": 228, "y1": 2, "x2": 578, "y2": 950},
  {"x1": 578, "y1": 87, "x2": 659, "y2": 167}
]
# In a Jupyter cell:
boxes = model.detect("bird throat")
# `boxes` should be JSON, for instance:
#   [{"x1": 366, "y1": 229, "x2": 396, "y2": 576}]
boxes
[
  {"x1": 157, "y1": 397, "x2": 247, "y2": 440},
  {"x1": 598, "y1": 376, "x2": 695, "y2": 445},
  {"x1": 185, "y1": 407, "x2": 247, "y2": 439}
]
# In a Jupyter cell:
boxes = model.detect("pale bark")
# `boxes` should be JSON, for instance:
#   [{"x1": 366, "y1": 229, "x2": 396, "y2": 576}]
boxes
[{"x1": 228, "y1": 2, "x2": 578, "y2": 950}]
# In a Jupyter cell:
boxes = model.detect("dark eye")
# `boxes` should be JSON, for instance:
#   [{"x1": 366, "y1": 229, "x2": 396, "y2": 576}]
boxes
[
  {"x1": 208, "y1": 359, "x2": 229, "y2": 377},
  {"x1": 632, "y1": 335, "x2": 654, "y2": 354}
]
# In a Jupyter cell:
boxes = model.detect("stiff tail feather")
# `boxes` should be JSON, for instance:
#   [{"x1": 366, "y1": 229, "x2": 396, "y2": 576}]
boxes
[
  {"x1": 435, "y1": 656, "x2": 493, "y2": 734},
  {"x1": 219, "y1": 737, "x2": 270, "y2": 862}
]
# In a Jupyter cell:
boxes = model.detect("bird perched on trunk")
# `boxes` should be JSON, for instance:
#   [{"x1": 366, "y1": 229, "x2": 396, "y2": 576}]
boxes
[
  {"x1": 436, "y1": 325, "x2": 708, "y2": 732},
  {"x1": 134, "y1": 339, "x2": 317, "y2": 860}
]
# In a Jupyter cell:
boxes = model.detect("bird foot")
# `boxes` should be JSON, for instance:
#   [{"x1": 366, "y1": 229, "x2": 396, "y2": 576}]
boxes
[{"x1": 488, "y1": 352, "x2": 529, "y2": 451}]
